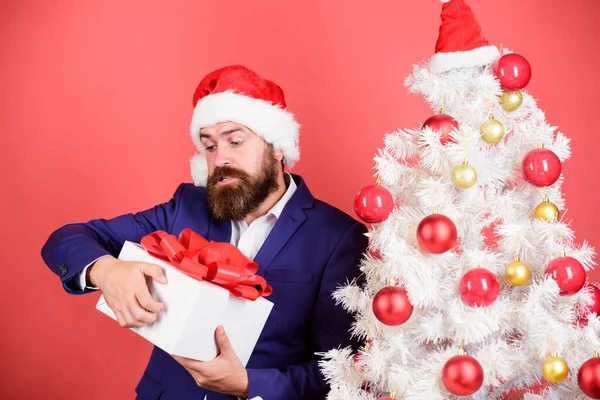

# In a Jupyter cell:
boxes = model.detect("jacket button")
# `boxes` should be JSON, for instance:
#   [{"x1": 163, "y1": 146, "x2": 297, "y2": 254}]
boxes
[{"x1": 58, "y1": 264, "x2": 68, "y2": 276}]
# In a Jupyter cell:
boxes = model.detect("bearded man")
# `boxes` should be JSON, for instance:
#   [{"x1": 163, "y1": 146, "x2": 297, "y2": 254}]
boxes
[{"x1": 41, "y1": 65, "x2": 367, "y2": 400}]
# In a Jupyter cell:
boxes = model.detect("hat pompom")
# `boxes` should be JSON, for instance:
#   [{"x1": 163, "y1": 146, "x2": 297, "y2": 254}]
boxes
[{"x1": 190, "y1": 153, "x2": 209, "y2": 187}]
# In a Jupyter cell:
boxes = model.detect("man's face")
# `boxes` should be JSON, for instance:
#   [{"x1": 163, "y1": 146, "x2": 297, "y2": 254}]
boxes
[{"x1": 199, "y1": 122, "x2": 283, "y2": 220}]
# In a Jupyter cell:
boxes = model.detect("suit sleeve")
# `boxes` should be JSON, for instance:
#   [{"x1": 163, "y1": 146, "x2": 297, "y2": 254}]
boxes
[
  {"x1": 246, "y1": 221, "x2": 368, "y2": 400},
  {"x1": 40, "y1": 183, "x2": 187, "y2": 295}
]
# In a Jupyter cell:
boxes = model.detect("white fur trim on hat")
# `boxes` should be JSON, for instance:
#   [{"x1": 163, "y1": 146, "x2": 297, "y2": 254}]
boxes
[
  {"x1": 189, "y1": 90, "x2": 300, "y2": 187},
  {"x1": 429, "y1": 45, "x2": 500, "y2": 73}
]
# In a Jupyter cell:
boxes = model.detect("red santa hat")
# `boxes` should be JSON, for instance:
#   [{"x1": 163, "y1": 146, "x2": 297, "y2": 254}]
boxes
[
  {"x1": 429, "y1": 0, "x2": 500, "y2": 73},
  {"x1": 189, "y1": 65, "x2": 300, "y2": 186}
]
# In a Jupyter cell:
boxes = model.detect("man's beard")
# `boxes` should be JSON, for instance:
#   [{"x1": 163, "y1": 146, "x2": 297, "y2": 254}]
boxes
[{"x1": 206, "y1": 149, "x2": 280, "y2": 221}]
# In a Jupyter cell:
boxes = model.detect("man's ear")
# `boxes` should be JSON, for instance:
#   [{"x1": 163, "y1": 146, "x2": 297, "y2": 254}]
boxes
[{"x1": 274, "y1": 149, "x2": 284, "y2": 162}]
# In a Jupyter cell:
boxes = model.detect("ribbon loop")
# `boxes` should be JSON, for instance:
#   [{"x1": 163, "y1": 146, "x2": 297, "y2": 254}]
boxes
[{"x1": 139, "y1": 228, "x2": 272, "y2": 300}]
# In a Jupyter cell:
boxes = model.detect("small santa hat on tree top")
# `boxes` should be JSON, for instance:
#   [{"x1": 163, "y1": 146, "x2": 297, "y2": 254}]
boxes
[{"x1": 429, "y1": 0, "x2": 500, "y2": 73}]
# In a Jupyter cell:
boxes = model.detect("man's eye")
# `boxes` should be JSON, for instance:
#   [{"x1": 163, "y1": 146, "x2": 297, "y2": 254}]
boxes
[
  {"x1": 206, "y1": 145, "x2": 217, "y2": 152},
  {"x1": 231, "y1": 141, "x2": 242, "y2": 147}
]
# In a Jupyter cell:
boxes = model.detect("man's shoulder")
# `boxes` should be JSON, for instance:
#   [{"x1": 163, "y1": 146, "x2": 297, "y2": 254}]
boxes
[
  {"x1": 308, "y1": 197, "x2": 364, "y2": 232},
  {"x1": 293, "y1": 175, "x2": 362, "y2": 230},
  {"x1": 178, "y1": 182, "x2": 205, "y2": 192},
  {"x1": 304, "y1": 199, "x2": 368, "y2": 254},
  {"x1": 175, "y1": 182, "x2": 207, "y2": 199},
  {"x1": 171, "y1": 183, "x2": 209, "y2": 211}
]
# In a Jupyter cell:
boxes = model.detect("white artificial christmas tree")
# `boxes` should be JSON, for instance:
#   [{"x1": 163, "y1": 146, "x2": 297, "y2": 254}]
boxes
[{"x1": 320, "y1": 1, "x2": 600, "y2": 399}]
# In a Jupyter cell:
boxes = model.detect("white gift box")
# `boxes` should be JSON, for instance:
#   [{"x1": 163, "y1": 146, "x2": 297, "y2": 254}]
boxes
[{"x1": 96, "y1": 241, "x2": 273, "y2": 366}]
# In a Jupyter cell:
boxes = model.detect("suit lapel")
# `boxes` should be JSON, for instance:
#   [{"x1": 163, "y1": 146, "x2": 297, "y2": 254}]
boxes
[
  {"x1": 253, "y1": 174, "x2": 313, "y2": 275},
  {"x1": 254, "y1": 207, "x2": 307, "y2": 275}
]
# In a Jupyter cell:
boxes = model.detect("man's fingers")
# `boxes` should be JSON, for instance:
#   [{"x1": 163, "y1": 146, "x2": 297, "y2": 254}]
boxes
[
  {"x1": 215, "y1": 326, "x2": 233, "y2": 355},
  {"x1": 172, "y1": 355, "x2": 192, "y2": 367},
  {"x1": 135, "y1": 287, "x2": 164, "y2": 313},
  {"x1": 115, "y1": 310, "x2": 128, "y2": 328},
  {"x1": 118, "y1": 307, "x2": 145, "y2": 328},
  {"x1": 102, "y1": 261, "x2": 165, "y2": 328},
  {"x1": 174, "y1": 355, "x2": 210, "y2": 388},
  {"x1": 128, "y1": 300, "x2": 157, "y2": 325},
  {"x1": 140, "y1": 263, "x2": 168, "y2": 284},
  {"x1": 173, "y1": 355, "x2": 207, "y2": 373}
]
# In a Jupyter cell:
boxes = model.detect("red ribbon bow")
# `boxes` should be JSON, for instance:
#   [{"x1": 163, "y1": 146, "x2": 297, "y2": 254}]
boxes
[{"x1": 140, "y1": 228, "x2": 272, "y2": 301}]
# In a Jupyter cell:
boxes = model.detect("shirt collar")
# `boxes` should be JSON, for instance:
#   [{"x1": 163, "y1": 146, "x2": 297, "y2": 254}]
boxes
[{"x1": 233, "y1": 173, "x2": 297, "y2": 227}]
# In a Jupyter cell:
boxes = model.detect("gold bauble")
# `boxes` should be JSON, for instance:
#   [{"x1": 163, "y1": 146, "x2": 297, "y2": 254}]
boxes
[
  {"x1": 500, "y1": 91, "x2": 523, "y2": 112},
  {"x1": 504, "y1": 256, "x2": 531, "y2": 286},
  {"x1": 480, "y1": 117, "x2": 506, "y2": 144},
  {"x1": 535, "y1": 197, "x2": 560, "y2": 222},
  {"x1": 452, "y1": 161, "x2": 477, "y2": 189},
  {"x1": 542, "y1": 353, "x2": 569, "y2": 383}
]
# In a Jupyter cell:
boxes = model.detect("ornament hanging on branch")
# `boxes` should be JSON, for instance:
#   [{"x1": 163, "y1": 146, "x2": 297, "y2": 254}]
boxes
[
  {"x1": 422, "y1": 110, "x2": 459, "y2": 146},
  {"x1": 500, "y1": 90, "x2": 523, "y2": 112},
  {"x1": 452, "y1": 160, "x2": 477, "y2": 189},
  {"x1": 442, "y1": 349, "x2": 484, "y2": 396},
  {"x1": 578, "y1": 352, "x2": 600, "y2": 399},
  {"x1": 480, "y1": 116, "x2": 506, "y2": 144},
  {"x1": 416, "y1": 212, "x2": 457, "y2": 254},
  {"x1": 494, "y1": 53, "x2": 531, "y2": 115},
  {"x1": 504, "y1": 256, "x2": 531, "y2": 286},
  {"x1": 354, "y1": 183, "x2": 394, "y2": 223},
  {"x1": 372, "y1": 286, "x2": 413, "y2": 326},
  {"x1": 542, "y1": 352, "x2": 569, "y2": 383},
  {"x1": 544, "y1": 252, "x2": 586, "y2": 296},
  {"x1": 459, "y1": 267, "x2": 501, "y2": 307},
  {"x1": 493, "y1": 53, "x2": 532, "y2": 91},
  {"x1": 534, "y1": 196, "x2": 560, "y2": 222},
  {"x1": 522, "y1": 145, "x2": 562, "y2": 187}
]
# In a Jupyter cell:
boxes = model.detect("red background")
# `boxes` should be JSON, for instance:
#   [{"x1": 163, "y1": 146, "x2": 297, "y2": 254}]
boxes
[{"x1": 2, "y1": 1, "x2": 599, "y2": 398}]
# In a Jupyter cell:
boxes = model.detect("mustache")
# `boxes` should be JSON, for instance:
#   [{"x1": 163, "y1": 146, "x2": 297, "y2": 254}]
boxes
[{"x1": 207, "y1": 166, "x2": 250, "y2": 185}]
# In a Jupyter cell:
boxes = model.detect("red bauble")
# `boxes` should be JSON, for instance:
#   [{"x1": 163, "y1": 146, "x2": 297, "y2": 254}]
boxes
[
  {"x1": 422, "y1": 114, "x2": 459, "y2": 145},
  {"x1": 579, "y1": 284, "x2": 600, "y2": 325},
  {"x1": 493, "y1": 53, "x2": 532, "y2": 91},
  {"x1": 442, "y1": 355, "x2": 484, "y2": 396},
  {"x1": 545, "y1": 256, "x2": 586, "y2": 295},
  {"x1": 354, "y1": 185, "x2": 394, "y2": 223},
  {"x1": 522, "y1": 148, "x2": 562, "y2": 187},
  {"x1": 372, "y1": 286, "x2": 413, "y2": 326},
  {"x1": 459, "y1": 268, "x2": 501, "y2": 307},
  {"x1": 416, "y1": 214, "x2": 457, "y2": 254},
  {"x1": 578, "y1": 357, "x2": 600, "y2": 399}
]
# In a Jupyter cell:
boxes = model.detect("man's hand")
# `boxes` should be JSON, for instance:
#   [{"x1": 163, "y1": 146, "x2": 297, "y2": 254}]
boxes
[
  {"x1": 173, "y1": 326, "x2": 249, "y2": 397},
  {"x1": 89, "y1": 256, "x2": 167, "y2": 328}
]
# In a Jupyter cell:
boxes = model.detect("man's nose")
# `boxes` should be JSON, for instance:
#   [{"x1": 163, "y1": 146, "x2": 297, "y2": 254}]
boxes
[{"x1": 214, "y1": 146, "x2": 233, "y2": 168}]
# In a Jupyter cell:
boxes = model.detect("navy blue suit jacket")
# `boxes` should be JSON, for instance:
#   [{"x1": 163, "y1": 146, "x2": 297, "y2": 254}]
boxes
[{"x1": 41, "y1": 174, "x2": 368, "y2": 399}]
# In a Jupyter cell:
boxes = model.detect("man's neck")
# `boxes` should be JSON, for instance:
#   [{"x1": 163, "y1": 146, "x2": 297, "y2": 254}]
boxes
[{"x1": 244, "y1": 173, "x2": 289, "y2": 225}]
